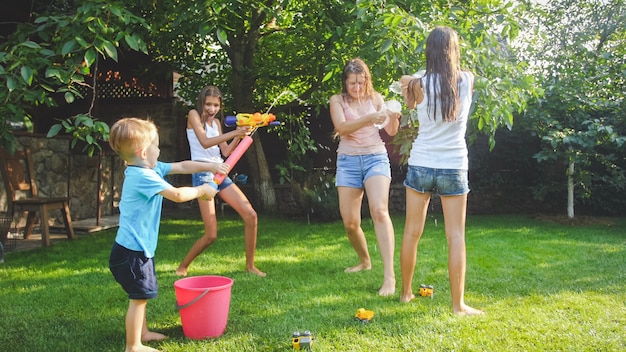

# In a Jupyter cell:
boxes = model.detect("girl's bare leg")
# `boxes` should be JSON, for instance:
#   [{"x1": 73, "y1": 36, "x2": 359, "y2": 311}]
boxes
[
  {"x1": 400, "y1": 188, "x2": 430, "y2": 303},
  {"x1": 220, "y1": 185, "x2": 266, "y2": 276},
  {"x1": 176, "y1": 199, "x2": 217, "y2": 276},
  {"x1": 440, "y1": 194, "x2": 484, "y2": 316},
  {"x1": 364, "y1": 176, "x2": 396, "y2": 296},
  {"x1": 338, "y1": 186, "x2": 371, "y2": 272}
]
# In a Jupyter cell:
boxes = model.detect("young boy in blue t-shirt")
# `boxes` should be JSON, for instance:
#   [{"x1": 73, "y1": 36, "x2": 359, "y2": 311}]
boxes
[{"x1": 108, "y1": 117, "x2": 230, "y2": 352}]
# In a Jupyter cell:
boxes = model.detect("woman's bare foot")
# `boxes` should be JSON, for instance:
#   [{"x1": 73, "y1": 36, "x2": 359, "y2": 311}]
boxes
[
  {"x1": 247, "y1": 266, "x2": 267, "y2": 277},
  {"x1": 175, "y1": 266, "x2": 188, "y2": 276},
  {"x1": 399, "y1": 293, "x2": 415, "y2": 303},
  {"x1": 453, "y1": 304, "x2": 484, "y2": 316},
  {"x1": 344, "y1": 262, "x2": 372, "y2": 273},
  {"x1": 378, "y1": 277, "x2": 396, "y2": 296},
  {"x1": 142, "y1": 331, "x2": 167, "y2": 342}
]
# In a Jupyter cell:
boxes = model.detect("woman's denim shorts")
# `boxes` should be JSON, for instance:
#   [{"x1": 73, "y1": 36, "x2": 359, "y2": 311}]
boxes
[
  {"x1": 192, "y1": 171, "x2": 234, "y2": 191},
  {"x1": 404, "y1": 165, "x2": 469, "y2": 196},
  {"x1": 335, "y1": 153, "x2": 391, "y2": 188}
]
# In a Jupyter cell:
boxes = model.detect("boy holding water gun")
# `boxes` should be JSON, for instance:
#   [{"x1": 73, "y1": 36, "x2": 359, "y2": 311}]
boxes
[{"x1": 108, "y1": 117, "x2": 229, "y2": 352}]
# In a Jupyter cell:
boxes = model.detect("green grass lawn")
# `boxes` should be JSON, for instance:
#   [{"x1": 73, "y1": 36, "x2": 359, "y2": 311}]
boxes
[{"x1": 0, "y1": 211, "x2": 624, "y2": 351}]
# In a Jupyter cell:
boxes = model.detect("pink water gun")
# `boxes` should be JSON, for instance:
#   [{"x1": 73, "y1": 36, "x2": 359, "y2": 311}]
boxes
[{"x1": 214, "y1": 112, "x2": 279, "y2": 185}]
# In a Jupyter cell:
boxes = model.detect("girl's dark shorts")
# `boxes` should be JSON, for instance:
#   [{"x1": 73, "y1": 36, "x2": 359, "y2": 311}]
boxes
[{"x1": 109, "y1": 242, "x2": 158, "y2": 300}]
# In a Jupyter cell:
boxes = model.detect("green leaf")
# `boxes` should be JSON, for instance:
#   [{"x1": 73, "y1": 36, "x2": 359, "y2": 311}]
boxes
[
  {"x1": 64, "y1": 91, "x2": 75, "y2": 104},
  {"x1": 61, "y1": 39, "x2": 77, "y2": 55},
  {"x1": 41, "y1": 83, "x2": 55, "y2": 92},
  {"x1": 110, "y1": 6, "x2": 122, "y2": 18},
  {"x1": 75, "y1": 36, "x2": 88, "y2": 48},
  {"x1": 217, "y1": 28, "x2": 228, "y2": 46},
  {"x1": 47, "y1": 124, "x2": 63, "y2": 137},
  {"x1": 45, "y1": 67, "x2": 60, "y2": 79},
  {"x1": 39, "y1": 48, "x2": 56, "y2": 56},
  {"x1": 20, "y1": 66, "x2": 33, "y2": 85},
  {"x1": 102, "y1": 41, "x2": 118, "y2": 62},
  {"x1": 6, "y1": 76, "x2": 17, "y2": 91},
  {"x1": 124, "y1": 34, "x2": 139, "y2": 51},
  {"x1": 84, "y1": 48, "x2": 97, "y2": 67},
  {"x1": 322, "y1": 70, "x2": 334, "y2": 83},
  {"x1": 381, "y1": 39, "x2": 393, "y2": 53},
  {"x1": 19, "y1": 41, "x2": 41, "y2": 49}
]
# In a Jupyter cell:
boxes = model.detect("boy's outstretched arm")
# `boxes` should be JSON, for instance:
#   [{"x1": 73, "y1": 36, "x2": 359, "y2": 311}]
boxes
[
  {"x1": 169, "y1": 161, "x2": 230, "y2": 175},
  {"x1": 160, "y1": 184, "x2": 218, "y2": 203}
]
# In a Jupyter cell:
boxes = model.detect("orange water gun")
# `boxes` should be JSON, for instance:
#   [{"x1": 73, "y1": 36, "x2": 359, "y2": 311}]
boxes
[
  {"x1": 225, "y1": 112, "x2": 277, "y2": 129},
  {"x1": 214, "y1": 113, "x2": 279, "y2": 185}
]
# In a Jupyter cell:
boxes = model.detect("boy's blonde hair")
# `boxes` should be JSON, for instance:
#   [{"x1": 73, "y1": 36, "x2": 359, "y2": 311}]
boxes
[{"x1": 109, "y1": 118, "x2": 158, "y2": 161}]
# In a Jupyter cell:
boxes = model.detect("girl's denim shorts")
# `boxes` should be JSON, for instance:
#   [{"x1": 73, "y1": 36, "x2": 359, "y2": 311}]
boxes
[
  {"x1": 404, "y1": 165, "x2": 469, "y2": 196},
  {"x1": 192, "y1": 171, "x2": 234, "y2": 191},
  {"x1": 335, "y1": 153, "x2": 391, "y2": 188}
]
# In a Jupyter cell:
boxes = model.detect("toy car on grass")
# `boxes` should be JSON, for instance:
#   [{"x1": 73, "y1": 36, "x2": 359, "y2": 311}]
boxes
[
  {"x1": 354, "y1": 308, "x2": 374, "y2": 323},
  {"x1": 419, "y1": 284, "x2": 434, "y2": 299},
  {"x1": 292, "y1": 330, "x2": 313, "y2": 350}
]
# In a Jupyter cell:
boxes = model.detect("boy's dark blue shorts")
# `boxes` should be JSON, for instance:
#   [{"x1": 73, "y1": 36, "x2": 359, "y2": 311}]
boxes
[{"x1": 109, "y1": 242, "x2": 158, "y2": 300}]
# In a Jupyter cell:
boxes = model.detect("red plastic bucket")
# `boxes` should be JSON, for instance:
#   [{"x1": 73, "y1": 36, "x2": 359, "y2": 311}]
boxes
[{"x1": 174, "y1": 275, "x2": 234, "y2": 339}]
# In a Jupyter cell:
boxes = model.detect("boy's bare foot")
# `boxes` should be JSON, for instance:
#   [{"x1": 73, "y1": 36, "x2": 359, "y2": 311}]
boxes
[
  {"x1": 399, "y1": 293, "x2": 415, "y2": 303},
  {"x1": 142, "y1": 331, "x2": 167, "y2": 343},
  {"x1": 126, "y1": 344, "x2": 161, "y2": 352},
  {"x1": 175, "y1": 266, "x2": 188, "y2": 276},
  {"x1": 247, "y1": 267, "x2": 267, "y2": 277},
  {"x1": 378, "y1": 277, "x2": 396, "y2": 296},
  {"x1": 453, "y1": 304, "x2": 484, "y2": 316},
  {"x1": 344, "y1": 262, "x2": 372, "y2": 273}
]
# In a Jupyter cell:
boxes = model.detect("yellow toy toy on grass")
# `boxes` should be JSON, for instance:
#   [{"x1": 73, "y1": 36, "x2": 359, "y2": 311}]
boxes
[
  {"x1": 354, "y1": 308, "x2": 374, "y2": 323},
  {"x1": 292, "y1": 330, "x2": 313, "y2": 350},
  {"x1": 419, "y1": 284, "x2": 434, "y2": 299}
]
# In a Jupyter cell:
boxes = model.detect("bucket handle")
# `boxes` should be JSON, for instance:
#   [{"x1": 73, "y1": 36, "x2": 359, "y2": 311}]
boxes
[{"x1": 175, "y1": 288, "x2": 210, "y2": 311}]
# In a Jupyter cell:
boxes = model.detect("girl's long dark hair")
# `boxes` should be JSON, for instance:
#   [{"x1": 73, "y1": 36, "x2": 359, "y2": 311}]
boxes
[
  {"x1": 195, "y1": 85, "x2": 224, "y2": 126},
  {"x1": 424, "y1": 26, "x2": 462, "y2": 122}
]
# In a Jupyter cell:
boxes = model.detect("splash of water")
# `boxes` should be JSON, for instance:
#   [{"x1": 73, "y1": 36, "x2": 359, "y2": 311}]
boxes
[
  {"x1": 265, "y1": 90, "x2": 300, "y2": 114},
  {"x1": 388, "y1": 69, "x2": 426, "y2": 95}
]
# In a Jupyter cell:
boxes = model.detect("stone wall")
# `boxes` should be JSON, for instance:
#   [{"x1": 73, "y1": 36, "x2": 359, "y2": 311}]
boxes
[{"x1": 0, "y1": 98, "x2": 186, "y2": 227}]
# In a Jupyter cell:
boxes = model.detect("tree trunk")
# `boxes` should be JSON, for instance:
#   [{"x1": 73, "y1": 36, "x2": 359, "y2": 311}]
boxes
[
  {"x1": 227, "y1": 18, "x2": 278, "y2": 213},
  {"x1": 567, "y1": 159, "x2": 575, "y2": 219},
  {"x1": 245, "y1": 134, "x2": 277, "y2": 213}
]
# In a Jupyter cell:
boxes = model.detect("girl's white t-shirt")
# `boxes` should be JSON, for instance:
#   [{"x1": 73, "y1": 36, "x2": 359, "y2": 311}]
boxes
[
  {"x1": 187, "y1": 120, "x2": 223, "y2": 163},
  {"x1": 408, "y1": 71, "x2": 474, "y2": 170}
]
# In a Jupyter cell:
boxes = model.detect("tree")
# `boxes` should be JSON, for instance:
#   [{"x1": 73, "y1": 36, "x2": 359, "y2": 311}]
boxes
[
  {"x1": 143, "y1": 0, "x2": 539, "y2": 211},
  {"x1": 519, "y1": 0, "x2": 626, "y2": 217},
  {"x1": 2, "y1": 0, "x2": 540, "y2": 213},
  {"x1": 0, "y1": 0, "x2": 150, "y2": 155}
]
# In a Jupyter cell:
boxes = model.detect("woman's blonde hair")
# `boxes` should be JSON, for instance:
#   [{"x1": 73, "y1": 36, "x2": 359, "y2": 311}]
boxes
[{"x1": 341, "y1": 58, "x2": 375, "y2": 102}]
